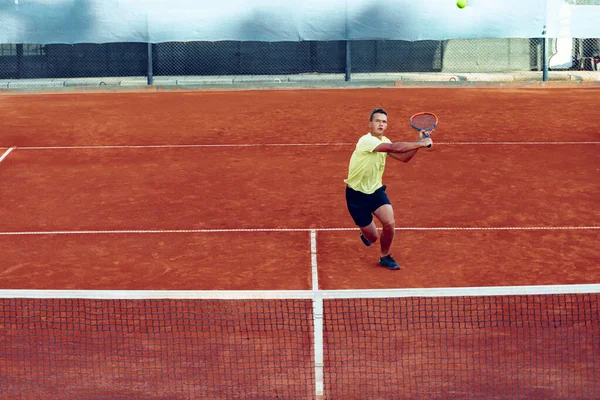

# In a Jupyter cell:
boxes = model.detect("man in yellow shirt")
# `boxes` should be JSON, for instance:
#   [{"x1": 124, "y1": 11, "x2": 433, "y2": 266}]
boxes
[{"x1": 344, "y1": 108, "x2": 432, "y2": 270}]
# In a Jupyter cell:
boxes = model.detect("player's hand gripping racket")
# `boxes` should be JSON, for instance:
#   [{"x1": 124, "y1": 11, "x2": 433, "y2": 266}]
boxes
[{"x1": 410, "y1": 112, "x2": 438, "y2": 148}]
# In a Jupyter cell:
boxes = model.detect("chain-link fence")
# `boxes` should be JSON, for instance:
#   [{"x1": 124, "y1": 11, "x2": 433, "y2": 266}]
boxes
[{"x1": 0, "y1": 38, "x2": 599, "y2": 87}]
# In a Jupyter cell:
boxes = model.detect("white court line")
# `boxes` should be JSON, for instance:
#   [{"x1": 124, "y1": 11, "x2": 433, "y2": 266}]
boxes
[
  {"x1": 309, "y1": 228, "x2": 324, "y2": 396},
  {"x1": 441, "y1": 141, "x2": 600, "y2": 145},
  {"x1": 18, "y1": 143, "x2": 354, "y2": 150},
  {"x1": 0, "y1": 226, "x2": 598, "y2": 236},
  {"x1": 1, "y1": 283, "x2": 599, "y2": 299},
  {"x1": 310, "y1": 230, "x2": 319, "y2": 291},
  {"x1": 13, "y1": 141, "x2": 600, "y2": 150},
  {"x1": 0, "y1": 146, "x2": 16, "y2": 162}
]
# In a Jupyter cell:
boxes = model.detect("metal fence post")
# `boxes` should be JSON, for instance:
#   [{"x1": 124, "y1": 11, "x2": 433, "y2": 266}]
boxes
[
  {"x1": 542, "y1": 26, "x2": 548, "y2": 82},
  {"x1": 147, "y1": 42, "x2": 154, "y2": 85},
  {"x1": 16, "y1": 44, "x2": 23, "y2": 79},
  {"x1": 345, "y1": 41, "x2": 351, "y2": 82}
]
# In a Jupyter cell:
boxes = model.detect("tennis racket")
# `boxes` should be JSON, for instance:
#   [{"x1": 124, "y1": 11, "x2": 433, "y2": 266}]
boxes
[{"x1": 409, "y1": 112, "x2": 438, "y2": 148}]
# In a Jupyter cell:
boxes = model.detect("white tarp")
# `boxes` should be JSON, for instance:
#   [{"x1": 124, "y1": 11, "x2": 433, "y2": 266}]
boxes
[{"x1": 0, "y1": 0, "x2": 599, "y2": 44}]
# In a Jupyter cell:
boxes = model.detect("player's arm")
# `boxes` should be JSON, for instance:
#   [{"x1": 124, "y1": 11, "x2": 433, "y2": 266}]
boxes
[
  {"x1": 387, "y1": 149, "x2": 419, "y2": 163},
  {"x1": 373, "y1": 137, "x2": 431, "y2": 154},
  {"x1": 374, "y1": 136, "x2": 432, "y2": 163}
]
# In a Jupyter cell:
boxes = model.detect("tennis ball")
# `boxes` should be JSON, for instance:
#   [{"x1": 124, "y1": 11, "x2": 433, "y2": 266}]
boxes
[{"x1": 456, "y1": 0, "x2": 467, "y2": 8}]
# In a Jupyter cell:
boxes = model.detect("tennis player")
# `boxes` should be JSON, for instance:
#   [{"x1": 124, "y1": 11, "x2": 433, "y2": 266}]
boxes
[{"x1": 344, "y1": 108, "x2": 432, "y2": 270}]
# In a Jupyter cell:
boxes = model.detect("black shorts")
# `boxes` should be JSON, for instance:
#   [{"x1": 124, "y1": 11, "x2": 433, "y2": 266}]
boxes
[{"x1": 345, "y1": 185, "x2": 391, "y2": 228}]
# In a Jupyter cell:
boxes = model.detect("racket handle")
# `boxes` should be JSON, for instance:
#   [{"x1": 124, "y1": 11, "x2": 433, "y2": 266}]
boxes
[{"x1": 420, "y1": 130, "x2": 432, "y2": 148}]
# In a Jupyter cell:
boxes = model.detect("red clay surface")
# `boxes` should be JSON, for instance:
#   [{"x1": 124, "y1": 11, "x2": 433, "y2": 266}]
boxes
[
  {"x1": 318, "y1": 230, "x2": 599, "y2": 289},
  {"x1": 1, "y1": 87, "x2": 599, "y2": 399},
  {"x1": 0, "y1": 232, "x2": 312, "y2": 290},
  {"x1": 0, "y1": 143, "x2": 597, "y2": 289},
  {"x1": 1, "y1": 88, "x2": 600, "y2": 147}
]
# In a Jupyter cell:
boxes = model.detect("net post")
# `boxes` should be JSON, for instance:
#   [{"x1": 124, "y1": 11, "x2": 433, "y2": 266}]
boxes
[{"x1": 313, "y1": 291, "x2": 324, "y2": 398}]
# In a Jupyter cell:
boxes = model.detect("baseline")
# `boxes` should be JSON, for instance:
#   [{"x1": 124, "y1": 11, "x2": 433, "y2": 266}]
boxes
[{"x1": 12, "y1": 141, "x2": 600, "y2": 150}]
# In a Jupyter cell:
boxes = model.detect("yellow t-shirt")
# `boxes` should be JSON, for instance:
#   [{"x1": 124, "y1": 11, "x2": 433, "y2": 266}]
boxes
[{"x1": 344, "y1": 133, "x2": 392, "y2": 194}]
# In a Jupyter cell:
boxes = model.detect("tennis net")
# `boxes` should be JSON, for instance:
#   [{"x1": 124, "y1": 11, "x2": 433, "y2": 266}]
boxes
[{"x1": 1, "y1": 285, "x2": 599, "y2": 399}]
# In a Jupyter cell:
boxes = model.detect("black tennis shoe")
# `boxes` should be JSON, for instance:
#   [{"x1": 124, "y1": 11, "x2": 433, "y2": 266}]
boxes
[
  {"x1": 379, "y1": 254, "x2": 400, "y2": 270},
  {"x1": 360, "y1": 232, "x2": 372, "y2": 247}
]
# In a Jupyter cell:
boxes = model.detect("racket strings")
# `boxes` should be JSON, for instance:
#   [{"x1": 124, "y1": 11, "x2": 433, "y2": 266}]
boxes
[{"x1": 411, "y1": 114, "x2": 437, "y2": 130}]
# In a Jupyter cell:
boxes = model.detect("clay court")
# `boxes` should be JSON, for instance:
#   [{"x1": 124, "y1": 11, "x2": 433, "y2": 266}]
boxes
[
  {"x1": 0, "y1": 86, "x2": 599, "y2": 399},
  {"x1": 1, "y1": 87, "x2": 598, "y2": 290}
]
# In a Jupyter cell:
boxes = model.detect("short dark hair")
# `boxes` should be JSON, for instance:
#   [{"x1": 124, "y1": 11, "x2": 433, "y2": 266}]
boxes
[{"x1": 370, "y1": 108, "x2": 388, "y2": 121}]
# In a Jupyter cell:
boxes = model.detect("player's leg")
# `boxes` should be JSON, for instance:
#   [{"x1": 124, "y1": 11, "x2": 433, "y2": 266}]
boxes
[
  {"x1": 373, "y1": 203, "x2": 399, "y2": 270},
  {"x1": 373, "y1": 204, "x2": 395, "y2": 256},
  {"x1": 346, "y1": 186, "x2": 379, "y2": 245},
  {"x1": 359, "y1": 220, "x2": 379, "y2": 244}
]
